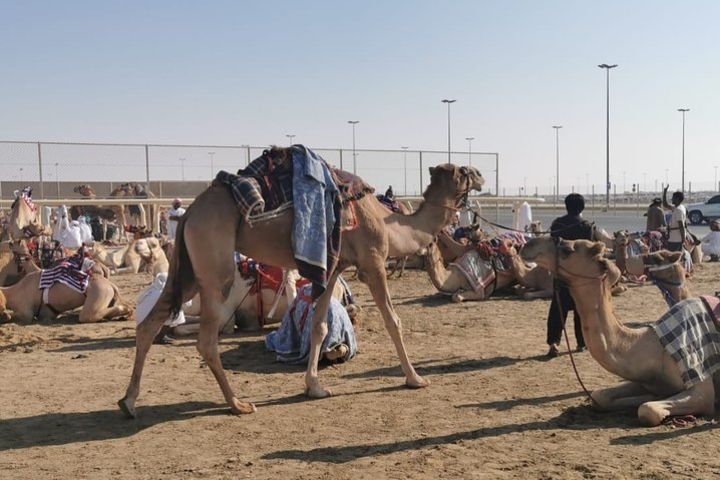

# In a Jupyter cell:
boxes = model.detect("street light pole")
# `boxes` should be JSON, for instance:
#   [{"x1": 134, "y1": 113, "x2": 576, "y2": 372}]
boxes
[
  {"x1": 678, "y1": 108, "x2": 689, "y2": 193},
  {"x1": 715, "y1": 166, "x2": 719, "y2": 192},
  {"x1": 286, "y1": 134, "x2": 296, "y2": 145},
  {"x1": 465, "y1": 137, "x2": 474, "y2": 167},
  {"x1": 401, "y1": 146, "x2": 409, "y2": 196},
  {"x1": 598, "y1": 63, "x2": 618, "y2": 210},
  {"x1": 208, "y1": 151, "x2": 215, "y2": 180},
  {"x1": 552, "y1": 125, "x2": 562, "y2": 206},
  {"x1": 55, "y1": 162, "x2": 59, "y2": 198},
  {"x1": 441, "y1": 99, "x2": 456, "y2": 162},
  {"x1": 347, "y1": 121, "x2": 359, "y2": 175}
]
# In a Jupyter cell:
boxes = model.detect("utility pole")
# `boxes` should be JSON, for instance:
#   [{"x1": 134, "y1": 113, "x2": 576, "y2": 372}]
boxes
[{"x1": 598, "y1": 63, "x2": 618, "y2": 210}]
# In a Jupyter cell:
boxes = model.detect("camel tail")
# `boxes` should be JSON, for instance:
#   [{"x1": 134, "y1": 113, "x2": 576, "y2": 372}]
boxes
[{"x1": 169, "y1": 212, "x2": 195, "y2": 317}]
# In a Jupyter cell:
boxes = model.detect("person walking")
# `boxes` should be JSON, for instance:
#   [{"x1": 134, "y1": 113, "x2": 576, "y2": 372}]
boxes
[
  {"x1": 546, "y1": 193, "x2": 592, "y2": 358},
  {"x1": 662, "y1": 186, "x2": 686, "y2": 252}
]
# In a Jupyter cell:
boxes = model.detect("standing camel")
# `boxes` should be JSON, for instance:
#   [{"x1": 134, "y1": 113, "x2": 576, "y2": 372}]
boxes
[
  {"x1": 521, "y1": 237, "x2": 716, "y2": 426},
  {"x1": 119, "y1": 148, "x2": 484, "y2": 418}
]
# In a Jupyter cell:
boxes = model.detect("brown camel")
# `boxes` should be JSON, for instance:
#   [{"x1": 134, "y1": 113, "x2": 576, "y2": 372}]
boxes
[
  {"x1": 614, "y1": 231, "x2": 690, "y2": 305},
  {"x1": 7, "y1": 190, "x2": 49, "y2": 241},
  {"x1": 0, "y1": 268, "x2": 131, "y2": 324},
  {"x1": 385, "y1": 200, "x2": 414, "y2": 278},
  {"x1": 91, "y1": 237, "x2": 168, "y2": 275},
  {"x1": 501, "y1": 240, "x2": 553, "y2": 299},
  {"x1": 521, "y1": 236, "x2": 718, "y2": 426},
  {"x1": 0, "y1": 240, "x2": 39, "y2": 286},
  {"x1": 70, "y1": 184, "x2": 117, "y2": 226},
  {"x1": 436, "y1": 229, "x2": 475, "y2": 264},
  {"x1": 118, "y1": 149, "x2": 484, "y2": 418},
  {"x1": 424, "y1": 241, "x2": 516, "y2": 302},
  {"x1": 110, "y1": 183, "x2": 157, "y2": 234}
]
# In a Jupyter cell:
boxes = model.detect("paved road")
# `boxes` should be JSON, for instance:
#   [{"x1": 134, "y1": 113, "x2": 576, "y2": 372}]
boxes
[{"x1": 485, "y1": 208, "x2": 708, "y2": 237}]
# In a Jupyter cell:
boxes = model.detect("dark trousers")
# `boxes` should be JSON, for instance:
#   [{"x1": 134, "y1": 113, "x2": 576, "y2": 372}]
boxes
[{"x1": 547, "y1": 284, "x2": 585, "y2": 348}]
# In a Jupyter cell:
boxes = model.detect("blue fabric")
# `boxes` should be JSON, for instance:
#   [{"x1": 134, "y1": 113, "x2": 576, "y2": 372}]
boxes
[
  {"x1": 291, "y1": 146, "x2": 340, "y2": 296},
  {"x1": 265, "y1": 285, "x2": 357, "y2": 365}
]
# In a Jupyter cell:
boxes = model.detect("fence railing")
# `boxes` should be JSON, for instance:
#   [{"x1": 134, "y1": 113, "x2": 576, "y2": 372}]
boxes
[{"x1": 0, "y1": 140, "x2": 500, "y2": 199}]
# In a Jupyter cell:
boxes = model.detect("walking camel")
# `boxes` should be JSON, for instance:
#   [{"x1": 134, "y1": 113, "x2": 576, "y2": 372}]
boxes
[
  {"x1": 118, "y1": 149, "x2": 485, "y2": 418},
  {"x1": 521, "y1": 236, "x2": 714, "y2": 426}
]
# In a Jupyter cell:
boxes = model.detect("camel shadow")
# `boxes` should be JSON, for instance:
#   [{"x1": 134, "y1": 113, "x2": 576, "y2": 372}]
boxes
[
  {"x1": 0, "y1": 401, "x2": 224, "y2": 452},
  {"x1": 262, "y1": 405, "x2": 636, "y2": 464},
  {"x1": 611, "y1": 420, "x2": 720, "y2": 445},
  {"x1": 50, "y1": 337, "x2": 137, "y2": 352},
  {"x1": 341, "y1": 356, "x2": 520, "y2": 380},
  {"x1": 456, "y1": 391, "x2": 586, "y2": 411},
  {"x1": 219, "y1": 339, "x2": 341, "y2": 374}
]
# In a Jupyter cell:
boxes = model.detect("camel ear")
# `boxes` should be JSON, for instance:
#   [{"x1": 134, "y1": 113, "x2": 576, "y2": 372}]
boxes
[{"x1": 589, "y1": 241, "x2": 605, "y2": 258}]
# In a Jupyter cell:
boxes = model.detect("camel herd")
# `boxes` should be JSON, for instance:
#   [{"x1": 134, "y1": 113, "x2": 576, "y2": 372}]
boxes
[{"x1": 1, "y1": 146, "x2": 718, "y2": 428}]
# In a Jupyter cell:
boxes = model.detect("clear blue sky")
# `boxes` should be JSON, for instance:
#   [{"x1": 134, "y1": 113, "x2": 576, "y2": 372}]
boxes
[{"x1": 2, "y1": 1, "x2": 720, "y2": 194}]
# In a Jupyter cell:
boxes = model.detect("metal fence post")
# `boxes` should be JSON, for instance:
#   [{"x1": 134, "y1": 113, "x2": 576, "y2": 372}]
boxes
[
  {"x1": 145, "y1": 144, "x2": 150, "y2": 184},
  {"x1": 339, "y1": 149, "x2": 343, "y2": 170},
  {"x1": 495, "y1": 153, "x2": 500, "y2": 221},
  {"x1": 419, "y1": 151, "x2": 423, "y2": 195},
  {"x1": 38, "y1": 142, "x2": 44, "y2": 198},
  {"x1": 246, "y1": 146, "x2": 251, "y2": 167}
]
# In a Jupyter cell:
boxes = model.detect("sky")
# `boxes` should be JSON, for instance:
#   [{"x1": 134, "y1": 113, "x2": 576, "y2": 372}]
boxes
[{"x1": 2, "y1": 0, "x2": 720, "y2": 195}]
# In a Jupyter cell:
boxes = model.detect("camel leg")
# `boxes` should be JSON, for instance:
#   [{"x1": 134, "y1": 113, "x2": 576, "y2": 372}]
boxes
[
  {"x1": 304, "y1": 271, "x2": 341, "y2": 398},
  {"x1": 398, "y1": 256, "x2": 407, "y2": 278},
  {"x1": 452, "y1": 289, "x2": 486, "y2": 303},
  {"x1": 364, "y1": 262, "x2": 427, "y2": 389},
  {"x1": 638, "y1": 378, "x2": 715, "y2": 426},
  {"x1": 196, "y1": 288, "x2": 256, "y2": 414},
  {"x1": 590, "y1": 381, "x2": 659, "y2": 411},
  {"x1": 118, "y1": 299, "x2": 170, "y2": 418}
]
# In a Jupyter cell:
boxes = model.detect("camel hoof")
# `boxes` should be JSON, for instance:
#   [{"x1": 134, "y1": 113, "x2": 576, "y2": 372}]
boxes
[
  {"x1": 406, "y1": 376, "x2": 430, "y2": 389},
  {"x1": 451, "y1": 293, "x2": 464, "y2": 303},
  {"x1": 118, "y1": 397, "x2": 136, "y2": 419},
  {"x1": 230, "y1": 399, "x2": 257, "y2": 415},
  {"x1": 305, "y1": 385, "x2": 333, "y2": 399}
]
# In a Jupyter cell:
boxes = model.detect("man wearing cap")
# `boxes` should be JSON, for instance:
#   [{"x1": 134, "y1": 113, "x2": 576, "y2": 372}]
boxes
[
  {"x1": 167, "y1": 198, "x2": 185, "y2": 241},
  {"x1": 646, "y1": 197, "x2": 667, "y2": 232}
]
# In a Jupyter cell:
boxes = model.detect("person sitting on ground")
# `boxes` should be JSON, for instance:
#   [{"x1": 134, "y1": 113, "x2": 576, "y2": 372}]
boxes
[
  {"x1": 645, "y1": 197, "x2": 667, "y2": 232},
  {"x1": 701, "y1": 220, "x2": 720, "y2": 261},
  {"x1": 546, "y1": 193, "x2": 591, "y2": 358},
  {"x1": 662, "y1": 186, "x2": 686, "y2": 252}
]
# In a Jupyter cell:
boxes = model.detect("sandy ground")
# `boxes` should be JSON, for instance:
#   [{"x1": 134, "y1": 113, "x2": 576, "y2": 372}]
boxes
[{"x1": 2, "y1": 264, "x2": 720, "y2": 479}]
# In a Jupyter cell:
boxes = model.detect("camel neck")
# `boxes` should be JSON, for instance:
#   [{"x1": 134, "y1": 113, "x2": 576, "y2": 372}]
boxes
[
  {"x1": 385, "y1": 201, "x2": 457, "y2": 257},
  {"x1": 568, "y1": 280, "x2": 644, "y2": 379},
  {"x1": 1, "y1": 283, "x2": 23, "y2": 312},
  {"x1": 508, "y1": 253, "x2": 530, "y2": 280},
  {"x1": 424, "y1": 243, "x2": 452, "y2": 292}
]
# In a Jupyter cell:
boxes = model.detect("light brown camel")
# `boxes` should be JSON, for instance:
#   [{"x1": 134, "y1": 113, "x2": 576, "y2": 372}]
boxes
[
  {"x1": 7, "y1": 190, "x2": 49, "y2": 241},
  {"x1": 436, "y1": 229, "x2": 475, "y2": 264},
  {"x1": 110, "y1": 183, "x2": 157, "y2": 234},
  {"x1": 118, "y1": 150, "x2": 484, "y2": 418},
  {"x1": 385, "y1": 200, "x2": 414, "y2": 278},
  {"x1": 613, "y1": 230, "x2": 690, "y2": 304},
  {"x1": 501, "y1": 240, "x2": 553, "y2": 299},
  {"x1": 91, "y1": 237, "x2": 168, "y2": 275},
  {"x1": 0, "y1": 268, "x2": 131, "y2": 324},
  {"x1": 521, "y1": 236, "x2": 717, "y2": 426},
  {"x1": 423, "y1": 241, "x2": 516, "y2": 302}
]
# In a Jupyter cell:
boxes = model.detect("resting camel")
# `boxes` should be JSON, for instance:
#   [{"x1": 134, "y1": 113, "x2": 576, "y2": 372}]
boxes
[
  {"x1": 0, "y1": 241, "x2": 35, "y2": 286},
  {"x1": 118, "y1": 149, "x2": 485, "y2": 418},
  {"x1": 436, "y1": 229, "x2": 475, "y2": 264},
  {"x1": 7, "y1": 189, "x2": 49, "y2": 241},
  {"x1": 521, "y1": 236, "x2": 717, "y2": 426},
  {"x1": 0, "y1": 268, "x2": 131, "y2": 323},
  {"x1": 614, "y1": 231, "x2": 690, "y2": 305},
  {"x1": 91, "y1": 237, "x2": 168, "y2": 275}
]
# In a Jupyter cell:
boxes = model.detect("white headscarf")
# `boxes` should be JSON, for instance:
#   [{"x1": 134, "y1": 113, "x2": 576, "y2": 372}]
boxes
[
  {"x1": 135, "y1": 273, "x2": 186, "y2": 328},
  {"x1": 78, "y1": 217, "x2": 94, "y2": 245}
]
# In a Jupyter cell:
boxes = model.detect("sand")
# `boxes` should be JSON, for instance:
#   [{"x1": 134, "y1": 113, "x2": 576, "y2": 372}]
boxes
[{"x1": 1, "y1": 265, "x2": 720, "y2": 479}]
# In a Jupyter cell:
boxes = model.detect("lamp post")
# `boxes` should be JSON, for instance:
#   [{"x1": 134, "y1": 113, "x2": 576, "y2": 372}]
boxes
[
  {"x1": 54, "y1": 162, "x2": 59, "y2": 198},
  {"x1": 401, "y1": 146, "x2": 409, "y2": 196},
  {"x1": 665, "y1": 168, "x2": 669, "y2": 186},
  {"x1": 286, "y1": 134, "x2": 295, "y2": 145},
  {"x1": 348, "y1": 120, "x2": 359, "y2": 175},
  {"x1": 598, "y1": 63, "x2": 618, "y2": 210},
  {"x1": 441, "y1": 99, "x2": 456, "y2": 162},
  {"x1": 552, "y1": 125, "x2": 562, "y2": 206},
  {"x1": 678, "y1": 108, "x2": 689, "y2": 193},
  {"x1": 208, "y1": 151, "x2": 215, "y2": 180},
  {"x1": 715, "y1": 165, "x2": 719, "y2": 192},
  {"x1": 465, "y1": 137, "x2": 474, "y2": 167}
]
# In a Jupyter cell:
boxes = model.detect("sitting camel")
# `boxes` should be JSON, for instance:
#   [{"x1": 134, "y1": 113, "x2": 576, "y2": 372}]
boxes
[
  {"x1": 91, "y1": 237, "x2": 168, "y2": 275},
  {"x1": 521, "y1": 236, "x2": 717, "y2": 426},
  {"x1": 7, "y1": 188, "x2": 50, "y2": 242},
  {"x1": 0, "y1": 265, "x2": 131, "y2": 323},
  {"x1": 119, "y1": 147, "x2": 484, "y2": 418},
  {"x1": 0, "y1": 241, "x2": 38, "y2": 286},
  {"x1": 424, "y1": 239, "x2": 550, "y2": 301},
  {"x1": 614, "y1": 231, "x2": 690, "y2": 305}
]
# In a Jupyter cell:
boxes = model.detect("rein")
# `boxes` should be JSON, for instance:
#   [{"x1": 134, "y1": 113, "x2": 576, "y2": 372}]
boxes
[{"x1": 474, "y1": 213, "x2": 596, "y2": 237}]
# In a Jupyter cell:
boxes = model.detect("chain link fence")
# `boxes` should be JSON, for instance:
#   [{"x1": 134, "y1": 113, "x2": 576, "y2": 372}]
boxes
[{"x1": 0, "y1": 141, "x2": 499, "y2": 199}]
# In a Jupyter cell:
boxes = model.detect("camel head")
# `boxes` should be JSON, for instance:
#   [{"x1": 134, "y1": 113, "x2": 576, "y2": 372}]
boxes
[
  {"x1": 425, "y1": 164, "x2": 484, "y2": 205},
  {"x1": 521, "y1": 237, "x2": 621, "y2": 287},
  {"x1": 8, "y1": 188, "x2": 42, "y2": 241},
  {"x1": 73, "y1": 184, "x2": 96, "y2": 197}
]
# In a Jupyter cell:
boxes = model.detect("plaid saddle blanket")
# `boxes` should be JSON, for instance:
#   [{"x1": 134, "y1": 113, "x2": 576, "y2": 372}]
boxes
[
  {"x1": 651, "y1": 297, "x2": 720, "y2": 388},
  {"x1": 39, "y1": 255, "x2": 92, "y2": 294},
  {"x1": 450, "y1": 250, "x2": 495, "y2": 295}
]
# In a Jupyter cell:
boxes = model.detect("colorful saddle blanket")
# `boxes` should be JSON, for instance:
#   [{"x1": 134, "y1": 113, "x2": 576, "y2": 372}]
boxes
[{"x1": 39, "y1": 253, "x2": 93, "y2": 294}]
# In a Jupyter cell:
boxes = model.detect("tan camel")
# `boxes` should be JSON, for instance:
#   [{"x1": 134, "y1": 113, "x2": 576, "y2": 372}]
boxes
[
  {"x1": 501, "y1": 241, "x2": 553, "y2": 299},
  {"x1": 385, "y1": 200, "x2": 414, "y2": 278},
  {"x1": 521, "y1": 236, "x2": 717, "y2": 426},
  {"x1": 7, "y1": 190, "x2": 49, "y2": 241},
  {"x1": 613, "y1": 231, "x2": 690, "y2": 305},
  {"x1": 91, "y1": 237, "x2": 168, "y2": 275},
  {"x1": 436, "y1": 229, "x2": 475, "y2": 264},
  {"x1": 118, "y1": 150, "x2": 484, "y2": 418},
  {"x1": 110, "y1": 183, "x2": 156, "y2": 234},
  {"x1": 0, "y1": 268, "x2": 131, "y2": 324}
]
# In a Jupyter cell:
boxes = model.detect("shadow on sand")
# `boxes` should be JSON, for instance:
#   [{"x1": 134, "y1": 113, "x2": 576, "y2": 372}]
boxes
[
  {"x1": 0, "y1": 401, "x2": 225, "y2": 452},
  {"x1": 341, "y1": 355, "x2": 522, "y2": 380}
]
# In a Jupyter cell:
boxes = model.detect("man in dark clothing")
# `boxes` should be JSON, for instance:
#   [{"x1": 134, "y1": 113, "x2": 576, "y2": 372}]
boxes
[{"x1": 546, "y1": 193, "x2": 593, "y2": 358}]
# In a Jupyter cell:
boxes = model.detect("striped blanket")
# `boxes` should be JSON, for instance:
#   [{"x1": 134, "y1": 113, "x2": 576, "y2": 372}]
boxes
[
  {"x1": 39, "y1": 258, "x2": 91, "y2": 294},
  {"x1": 651, "y1": 297, "x2": 720, "y2": 388},
  {"x1": 450, "y1": 250, "x2": 495, "y2": 295}
]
